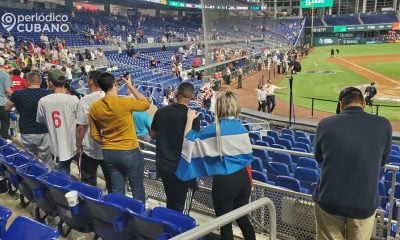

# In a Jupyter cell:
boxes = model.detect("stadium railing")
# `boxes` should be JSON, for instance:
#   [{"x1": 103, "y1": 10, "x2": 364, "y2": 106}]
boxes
[{"x1": 170, "y1": 198, "x2": 277, "y2": 240}]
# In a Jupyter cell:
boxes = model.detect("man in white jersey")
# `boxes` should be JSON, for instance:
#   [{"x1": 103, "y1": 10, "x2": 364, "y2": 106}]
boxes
[
  {"x1": 36, "y1": 69, "x2": 79, "y2": 174},
  {"x1": 76, "y1": 70, "x2": 111, "y2": 191}
]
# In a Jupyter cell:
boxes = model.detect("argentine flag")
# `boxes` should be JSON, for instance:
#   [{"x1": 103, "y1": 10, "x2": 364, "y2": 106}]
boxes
[{"x1": 175, "y1": 118, "x2": 254, "y2": 181}]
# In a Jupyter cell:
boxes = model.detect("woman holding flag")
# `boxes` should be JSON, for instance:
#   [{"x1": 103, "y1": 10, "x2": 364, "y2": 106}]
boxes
[{"x1": 176, "y1": 91, "x2": 255, "y2": 240}]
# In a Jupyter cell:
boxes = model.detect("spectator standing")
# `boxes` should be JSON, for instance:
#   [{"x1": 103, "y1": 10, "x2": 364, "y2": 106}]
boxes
[
  {"x1": 314, "y1": 87, "x2": 392, "y2": 240},
  {"x1": 133, "y1": 109, "x2": 152, "y2": 149},
  {"x1": 176, "y1": 91, "x2": 255, "y2": 240},
  {"x1": 150, "y1": 82, "x2": 200, "y2": 214},
  {"x1": 5, "y1": 72, "x2": 52, "y2": 164},
  {"x1": 76, "y1": 70, "x2": 111, "y2": 192},
  {"x1": 237, "y1": 67, "x2": 243, "y2": 89},
  {"x1": 256, "y1": 85, "x2": 267, "y2": 112},
  {"x1": 0, "y1": 69, "x2": 12, "y2": 139},
  {"x1": 36, "y1": 69, "x2": 79, "y2": 174},
  {"x1": 10, "y1": 68, "x2": 27, "y2": 92},
  {"x1": 89, "y1": 73, "x2": 150, "y2": 202},
  {"x1": 364, "y1": 82, "x2": 377, "y2": 113},
  {"x1": 330, "y1": 48, "x2": 335, "y2": 58},
  {"x1": 224, "y1": 66, "x2": 231, "y2": 85},
  {"x1": 265, "y1": 81, "x2": 285, "y2": 114}
]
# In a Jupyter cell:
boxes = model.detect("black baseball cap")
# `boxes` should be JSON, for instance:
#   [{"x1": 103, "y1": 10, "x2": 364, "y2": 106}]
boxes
[{"x1": 336, "y1": 87, "x2": 363, "y2": 114}]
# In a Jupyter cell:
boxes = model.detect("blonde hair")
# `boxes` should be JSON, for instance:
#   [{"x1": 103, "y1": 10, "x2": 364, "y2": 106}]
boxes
[{"x1": 214, "y1": 91, "x2": 241, "y2": 156}]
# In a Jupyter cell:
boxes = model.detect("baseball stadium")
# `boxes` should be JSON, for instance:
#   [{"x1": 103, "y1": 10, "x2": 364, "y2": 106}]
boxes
[{"x1": 0, "y1": 0, "x2": 399, "y2": 239}]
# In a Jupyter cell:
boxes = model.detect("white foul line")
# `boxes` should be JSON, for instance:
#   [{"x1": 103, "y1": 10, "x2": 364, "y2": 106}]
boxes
[{"x1": 335, "y1": 56, "x2": 400, "y2": 85}]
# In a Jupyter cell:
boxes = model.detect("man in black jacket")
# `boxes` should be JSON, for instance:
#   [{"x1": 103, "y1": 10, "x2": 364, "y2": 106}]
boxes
[{"x1": 313, "y1": 87, "x2": 392, "y2": 240}]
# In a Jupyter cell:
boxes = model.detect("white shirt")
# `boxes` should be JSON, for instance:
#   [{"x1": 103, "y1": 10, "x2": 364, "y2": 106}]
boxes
[
  {"x1": 65, "y1": 67, "x2": 72, "y2": 80},
  {"x1": 257, "y1": 89, "x2": 267, "y2": 101},
  {"x1": 76, "y1": 91, "x2": 105, "y2": 160},
  {"x1": 265, "y1": 85, "x2": 279, "y2": 95},
  {"x1": 36, "y1": 93, "x2": 79, "y2": 161}
]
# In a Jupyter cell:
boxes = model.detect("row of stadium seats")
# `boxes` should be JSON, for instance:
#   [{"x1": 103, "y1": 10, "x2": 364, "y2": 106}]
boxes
[
  {"x1": 0, "y1": 205, "x2": 59, "y2": 240},
  {"x1": 0, "y1": 140, "x2": 197, "y2": 239}
]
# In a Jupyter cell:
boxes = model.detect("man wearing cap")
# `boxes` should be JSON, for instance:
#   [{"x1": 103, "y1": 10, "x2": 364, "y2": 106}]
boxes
[
  {"x1": 37, "y1": 69, "x2": 79, "y2": 174},
  {"x1": 0, "y1": 68, "x2": 12, "y2": 139},
  {"x1": 313, "y1": 87, "x2": 392, "y2": 240}
]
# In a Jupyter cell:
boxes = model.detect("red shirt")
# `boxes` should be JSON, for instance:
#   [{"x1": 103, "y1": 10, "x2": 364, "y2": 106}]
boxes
[{"x1": 11, "y1": 75, "x2": 27, "y2": 91}]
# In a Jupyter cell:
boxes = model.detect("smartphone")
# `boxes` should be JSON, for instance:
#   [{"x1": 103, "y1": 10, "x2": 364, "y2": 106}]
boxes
[{"x1": 123, "y1": 72, "x2": 130, "y2": 78}]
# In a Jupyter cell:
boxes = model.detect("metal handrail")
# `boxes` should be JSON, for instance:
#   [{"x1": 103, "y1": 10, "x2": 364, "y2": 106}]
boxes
[{"x1": 170, "y1": 198, "x2": 276, "y2": 240}]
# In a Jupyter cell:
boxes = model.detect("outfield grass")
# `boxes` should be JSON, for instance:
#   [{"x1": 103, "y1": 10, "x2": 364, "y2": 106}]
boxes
[
  {"x1": 276, "y1": 44, "x2": 400, "y2": 121},
  {"x1": 362, "y1": 62, "x2": 400, "y2": 81}
]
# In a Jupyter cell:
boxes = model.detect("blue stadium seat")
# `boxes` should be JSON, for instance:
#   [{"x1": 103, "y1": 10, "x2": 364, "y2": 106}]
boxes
[
  {"x1": 378, "y1": 180, "x2": 387, "y2": 209},
  {"x1": 252, "y1": 157, "x2": 265, "y2": 173},
  {"x1": 150, "y1": 207, "x2": 197, "y2": 233},
  {"x1": 280, "y1": 134, "x2": 295, "y2": 145},
  {"x1": 267, "y1": 130, "x2": 280, "y2": 143},
  {"x1": 390, "y1": 155, "x2": 400, "y2": 165},
  {"x1": 297, "y1": 157, "x2": 320, "y2": 172},
  {"x1": 255, "y1": 140, "x2": 269, "y2": 147},
  {"x1": 0, "y1": 205, "x2": 12, "y2": 238},
  {"x1": 265, "y1": 162, "x2": 291, "y2": 181},
  {"x1": 293, "y1": 142, "x2": 311, "y2": 152},
  {"x1": 253, "y1": 149, "x2": 270, "y2": 162},
  {"x1": 252, "y1": 170, "x2": 274, "y2": 185},
  {"x1": 294, "y1": 167, "x2": 319, "y2": 193},
  {"x1": 272, "y1": 152, "x2": 295, "y2": 172},
  {"x1": 80, "y1": 193, "x2": 141, "y2": 240},
  {"x1": 276, "y1": 138, "x2": 292, "y2": 150},
  {"x1": 16, "y1": 162, "x2": 57, "y2": 221},
  {"x1": 2, "y1": 216, "x2": 59, "y2": 240},
  {"x1": 281, "y1": 129, "x2": 294, "y2": 136},
  {"x1": 261, "y1": 135, "x2": 275, "y2": 146},
  {"x1": 249, "y1": 132, "x2": 261, "y2": 142},
  {"x1": 276, "y1": 176, "x2": 308, "y2": 194},
  {"x1": 297, "y1": 137, "x2": 312, "y2": 147},
  {"x1": 294, "y1": 131, "x2": 308, "y2": 141},
  {"x1": 271, "y1": 144, "x2": 286, "y2": 150}
]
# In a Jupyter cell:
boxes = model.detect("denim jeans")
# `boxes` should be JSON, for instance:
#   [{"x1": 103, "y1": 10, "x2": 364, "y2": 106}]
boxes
[{"x1": 102, "y1": 148, "x2": 145, "y2": 203}]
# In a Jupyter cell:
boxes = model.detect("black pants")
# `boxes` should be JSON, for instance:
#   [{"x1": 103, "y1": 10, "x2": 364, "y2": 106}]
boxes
[
  {"x1": 158, "y1": 167, "x2": 197, "y2": 215},
  {"x1": 80, "y1": 152, "x2": 111, "y2": 192},
  {"x1": 267, "y1": 95, "x2": 276, "y2": 113},
  {"x1": 0, "y1": 106, "x2": 10, "y2": 139},
  {"x1": 212, "y1": 168, "x2": 255, "y2": 240}
]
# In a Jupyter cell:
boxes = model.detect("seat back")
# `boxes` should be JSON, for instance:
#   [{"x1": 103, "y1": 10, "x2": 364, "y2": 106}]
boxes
[
  {"x1": 16, "y1": 163, "x2": 55, "y2": 215},
  {"x1": 294, "y1": 167, "x2": 319, "y2": 190},
  {"x1": 251, "y1": 158, "x2": 265, "y2": 172},
  {"x1": 267, "y1": 131, "x2": 279, "y2": 142},
  {"x1": 272, "y1": 152, "x2": 294, "y2": 172},
  {"x1": 293, "y1": 142, "x2": 311, "y2": 152},
  {"x1": 2, "y1": 216, "x2": 59, "y2": 240},
  {"x1": 151, "y1": 207, "x2": 196, "y2": 233},
  {"x1": 265, "y1": 162, "x2": 289, "y2": 181},
  {"x1": 281, "y1": 134, "x2": 295, "y2": 145},
  {"x1": 253, "y1": 149, "x2": 269, "y2": 161},
  {"x1": 249, "y1": 132, "x2": 261, "y2": 142},
  {"x1": 297, "y1": 157, "x2": 319, "y2": 171},
  {"x1": 297, "y1": 137, "x2": 312, "y2": 147},
  {"x1": 277, "y1": 138, "x2": 292, "y2": 150},
  {"x1": 276, "y1": 176, "x2": 302, "y2": 192},
  {"x1": 80, "y1": 194, "x2": 133, "y2": 240},
  {"x1": 281, "y1": 128, "x2": 294, "y2": 136},
  {"x1": 0, "y1": 206, "x2": 12, "y2": 238},
  {"x1": 255, "y1": 140, "x2": 269, "y2": 147},
  {"x1": 261, "y1": 135, "x2": 275, "y2": 146},
  {"x1": 294, "y1": 131, "x2": 308, "y2": 141},
  {"x1": 104, "y1": 193, "x2": 145, "y2": 214},
  {"x1": 129, "y1": 210, "x2": 177, "y2": 240},
  {"x1": 251, "y1": 170, "x2": 269, "y2": 183}
]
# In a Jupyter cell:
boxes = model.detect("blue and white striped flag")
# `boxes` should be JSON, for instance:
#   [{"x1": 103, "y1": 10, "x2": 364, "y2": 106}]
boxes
[{"x1": 175, "y1": 119, "x2": 254, "y2": 181}]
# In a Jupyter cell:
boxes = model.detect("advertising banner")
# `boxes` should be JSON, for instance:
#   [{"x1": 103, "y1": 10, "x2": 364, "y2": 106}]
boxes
[
  {"x1": 301, "y1": 0, "x2": 333, "y2": 8},
  {"x1": 313, "y1": 37, "x2": 337, "y2": 46}
]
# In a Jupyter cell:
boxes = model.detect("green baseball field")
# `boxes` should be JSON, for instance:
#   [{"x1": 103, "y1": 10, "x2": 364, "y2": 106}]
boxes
[{"x1": 276, "y1": 44, "x2": 400, "y2": 121}]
